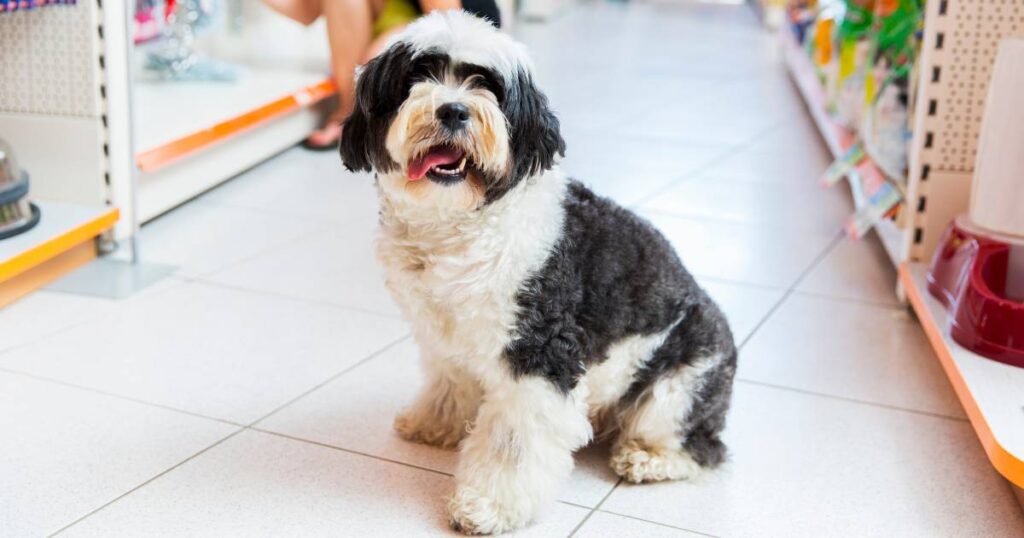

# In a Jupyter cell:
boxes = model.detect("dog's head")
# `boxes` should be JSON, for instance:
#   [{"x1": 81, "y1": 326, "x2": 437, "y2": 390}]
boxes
[{"x1": 339, "y1": 10, "x2": 565, "y2": 212}]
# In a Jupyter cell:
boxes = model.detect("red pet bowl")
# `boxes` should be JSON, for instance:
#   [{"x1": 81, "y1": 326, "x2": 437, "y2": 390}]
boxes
[{"x1": 927, "y1": 217, "x2": 1024, "y2": 368}]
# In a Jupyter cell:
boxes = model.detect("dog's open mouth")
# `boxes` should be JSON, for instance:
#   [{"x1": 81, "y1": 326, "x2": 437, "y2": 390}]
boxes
[{"x1": 407, "y1": 145, "x2": 470, "y2": 184}]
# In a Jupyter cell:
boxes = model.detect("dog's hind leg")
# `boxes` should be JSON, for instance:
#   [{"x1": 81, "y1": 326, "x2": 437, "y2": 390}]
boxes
[
  {"x1": 610, "y1": 317, "x2": 737, "y2": 484},
  {"x1": 394, "y1": 356, "x2": 482, "y2": 449}
]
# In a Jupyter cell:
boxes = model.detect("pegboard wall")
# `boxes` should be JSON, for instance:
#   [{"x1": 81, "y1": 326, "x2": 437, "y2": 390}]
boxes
[
  {"x1": 904, "y1": 0, "x2": 1024, "y2": 262},
  {"x1": 0, "y1": 1, "x2": 102, "y2": 118},
  {"x1": 0, "y1": 0, "x2": 114, "y2": 207}
]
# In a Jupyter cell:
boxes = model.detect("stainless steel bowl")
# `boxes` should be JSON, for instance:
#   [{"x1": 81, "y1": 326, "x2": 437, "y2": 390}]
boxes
[{"x1": 0, "y1": 139, "x2": 41, "y2": 240}]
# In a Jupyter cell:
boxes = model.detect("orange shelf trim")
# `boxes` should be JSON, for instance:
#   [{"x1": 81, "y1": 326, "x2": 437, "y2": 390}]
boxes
[
  {"x1": 136, "y1": 79, "x2": 337, "y2": 172},
  {"x1": 0, "y1": 208, "x2": 119, "y2": 284},
  {"x1": 900, "y1": 263, "x2": 1024, "y2": 488}
]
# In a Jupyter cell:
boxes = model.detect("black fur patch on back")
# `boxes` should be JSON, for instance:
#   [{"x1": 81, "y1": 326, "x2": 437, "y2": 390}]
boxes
[{"x1": 504, "y1": 181, "x2": 731, "y2": 393}]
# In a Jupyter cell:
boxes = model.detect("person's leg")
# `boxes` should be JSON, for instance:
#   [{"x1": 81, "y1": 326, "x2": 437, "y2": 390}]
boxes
[
  {"x1": 303, "y1": 0, "x2": 386, "y2": 148},
  {"x1": 363, "y1": 25, "x2": 405, "y2": 62},
  {"x1": 261, "y1": 0, "x2": 323, "y2": 26}
]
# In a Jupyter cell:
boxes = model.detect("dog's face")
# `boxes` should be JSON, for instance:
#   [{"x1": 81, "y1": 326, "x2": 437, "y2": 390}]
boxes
[{"x1": 339, "y1": 11, "x2": 565, "y2": 212}]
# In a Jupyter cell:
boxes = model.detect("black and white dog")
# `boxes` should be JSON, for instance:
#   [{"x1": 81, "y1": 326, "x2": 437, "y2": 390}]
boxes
[{"x1": 339, "y1": 11, "x2": 737, "y2": 534}]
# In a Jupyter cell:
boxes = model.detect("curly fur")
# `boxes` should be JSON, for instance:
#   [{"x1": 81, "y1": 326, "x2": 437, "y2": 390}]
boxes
[{"x1": 337, "y1": 10, "x2": 737, "y2": 535}]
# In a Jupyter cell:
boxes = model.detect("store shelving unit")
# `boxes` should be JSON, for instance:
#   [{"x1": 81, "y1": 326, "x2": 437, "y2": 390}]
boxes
[
  {"x1": 0, "y1": 203, "x2": 119, "y2": 307},
  {"x1": 780, "y1": 26, "x2": 903, "y2": 267},
  {"x1": 132, "y1": 70, "x2": 334, "y2": 221},
  {"x1": 900, "y1": 263, "x2": 1024, "y2": 490},
  {"x1": 0, "y1": 3, "x2": 121, "y2": 302},
  {"x1": 0, "y1": 1, "x2": 334, "y2": 302},
  {"x1": 783, "y1": 0, "x2": 1024, "y2": 501}
]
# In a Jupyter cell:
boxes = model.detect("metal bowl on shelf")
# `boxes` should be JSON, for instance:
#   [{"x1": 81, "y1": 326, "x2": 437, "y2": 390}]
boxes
[{"x1": 0, "y1": 138, "x2": 41, "y2": 241}]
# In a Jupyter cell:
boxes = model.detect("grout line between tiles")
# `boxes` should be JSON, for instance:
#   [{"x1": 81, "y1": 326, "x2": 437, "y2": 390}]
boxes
[
  {"x1": 250, "y1": 429, "x2": 617, "y2": 514},
  {"x1": 736, "y1": 231, "x2": 844, "y2": 350},
  {"x1": 188, "y1": 277, "x2": 405, "y2": 321},
  {"x1": 249, "y1": 428, "x2": 454, "y2": 477},
  {"x1": 728, "y1": 233, "x2": 970, "y2": 422},
  {"x1": 0, "y1": 366, "x2": 246, "y2": 427},
  {"x1": 734, "y1": 378, "x2": 969, "y2": 422},
  {"x1": 789, "y1": 288, "x2": 906, "y2": 311},
  {"x1": 192, "y1": 197, "x2": 368, "y2": 228},
  {"x1": 555, "y1": 499, "x2": 593, "y2": 510},
  {"x1": 628, "y1": 121, "x2": 784, "y2": 209},
  {"x1": 47, "y1": 427, "x2": 247, "y2": 537},
  {"x1": 1, "y1": 332, "x2": 411, "y2": 434},
  {"x1": 594, "y1": 509, "x2": 720, "y2": 537},
  {"x1": 566, "y1": 478, "x2": 622, "y2": 537},
  {"x1": 694, "y1": 274, "x2": 788, "y2": 292},
  {"x1": 639, "y1": 207, "x2": 846, "y2": 235},
  {"x1": 248, "y1": 334, "x2": 412, "y2": 426},
  {"x1": 0, "y1": 276, "x2": 191, "y2": 359},
  {"x1": 184, "y1": 220, "x2": 338, "y2": 282}
]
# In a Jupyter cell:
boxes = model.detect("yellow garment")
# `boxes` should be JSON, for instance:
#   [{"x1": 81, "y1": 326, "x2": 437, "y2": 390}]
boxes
[{"x1": 373, "y1": 0, "x2": 420, "y2": 37}]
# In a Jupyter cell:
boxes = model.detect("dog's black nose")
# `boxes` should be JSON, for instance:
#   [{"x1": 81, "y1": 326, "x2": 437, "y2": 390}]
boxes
[{"x1": 436, "y1": 102, "x2": 471, "y2": 130}]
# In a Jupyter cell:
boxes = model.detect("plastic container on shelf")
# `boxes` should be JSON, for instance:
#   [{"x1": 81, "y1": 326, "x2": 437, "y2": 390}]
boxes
[
  {"x1": 927, "y1": 38, "x2": 1024, "y2": 369},
  {"x1": 0, "y1": 138, "x2": 41, "y2": 241}
]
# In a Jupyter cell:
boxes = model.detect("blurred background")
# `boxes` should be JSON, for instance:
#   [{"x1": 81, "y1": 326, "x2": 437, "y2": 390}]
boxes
[{"x1": 1, "y1": 0, "x2": 1023, "y2": 536}]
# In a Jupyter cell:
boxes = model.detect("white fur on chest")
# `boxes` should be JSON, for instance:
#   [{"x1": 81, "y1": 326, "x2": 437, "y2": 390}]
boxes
[{"x1": 376, "y1": 170, "x2": 567, "y2": 384}]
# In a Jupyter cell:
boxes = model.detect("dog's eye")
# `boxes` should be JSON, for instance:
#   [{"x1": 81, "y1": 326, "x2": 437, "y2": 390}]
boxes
[
  {"x1": 409, "y1": 52, "x2": 449, "y2": 86},
  {"x1": 457, "y1": 65, "x2": 504, "y2": 102}
]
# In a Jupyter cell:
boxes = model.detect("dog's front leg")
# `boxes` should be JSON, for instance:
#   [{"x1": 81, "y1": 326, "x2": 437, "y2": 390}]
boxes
[
  {"x1": 449, "y1": 377, "x2": 592, "y2": 535},
  {"x1": 395, "y1": 357, "x2": 482, "y2": 449}
]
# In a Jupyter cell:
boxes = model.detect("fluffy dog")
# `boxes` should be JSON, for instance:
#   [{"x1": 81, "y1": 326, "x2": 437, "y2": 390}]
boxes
[{"x1": 339, "y1": 11, "x2": 737, "y2": 534}]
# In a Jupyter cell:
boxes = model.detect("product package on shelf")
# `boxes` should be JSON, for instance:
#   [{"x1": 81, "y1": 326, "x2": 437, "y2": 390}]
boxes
[
  {"x1": 787, "y1": 0, "x2": 922, "y2": 238},
  {"x1": 0, "y1": 0, "x2": 75, "y2": 13}
]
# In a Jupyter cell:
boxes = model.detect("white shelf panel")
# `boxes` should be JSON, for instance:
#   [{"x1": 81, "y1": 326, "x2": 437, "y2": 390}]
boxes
[
  {"x1": 133, "y1": 67, "x2": 329, "y2": 154},
  {"x1": 902, "y1": 262, "x2": 1024, "y2": 488},
  {"x1": 0, "y1": 201, "x2": 114, "y2": 265}
]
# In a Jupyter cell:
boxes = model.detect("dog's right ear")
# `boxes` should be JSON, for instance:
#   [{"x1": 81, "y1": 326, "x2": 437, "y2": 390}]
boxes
[
  {"x1": 339, "y1": 43, "x2": 417, "y2": 174},
  {"x1": 339, "y1": 92, "x2": 372, "y2": 173}
]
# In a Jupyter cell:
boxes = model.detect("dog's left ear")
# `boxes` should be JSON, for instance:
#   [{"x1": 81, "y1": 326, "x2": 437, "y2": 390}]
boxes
[{"x1": 504, "y1": 71, "x2": 567, "y2": 181}]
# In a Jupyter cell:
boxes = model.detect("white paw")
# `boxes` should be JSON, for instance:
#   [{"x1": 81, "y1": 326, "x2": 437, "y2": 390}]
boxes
[
  {"x1": 610, "y1": 441, "x2": 702, "y2": 484},
  {"x1": 393, "y1": 411, "x2": 466, "y2": 449},
  {"x1": 448, "y1": 486, "x2": 529, "y2": 535}
]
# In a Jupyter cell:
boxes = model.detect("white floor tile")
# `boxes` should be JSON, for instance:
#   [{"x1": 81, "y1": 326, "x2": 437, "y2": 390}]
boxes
[
  {"x1": 204, "y1": 220, "x2": 400, "y2": 317},
  {"x1": 644, "y1": 212, "x2": 837, "y2": 288},
  {"x1": 640, "y1": 174, "x2": 852, "y2": 232},
  {"x1": 621, "y1": 94, "x2": 780, "y2": 147},
  {"x1": 739, "y1": 294, "x2": 965, "y2": 417},
  {"x1": 200, "y1": 147, "x2": 380, "y2": 225},
  {"x1": 137, "y1": 201, "x2": 327, "y2": 277},
  {"x1": 0, "y1": 373, "x2": 235, "y2": 537},
  {"x1": 0, "y1": 282, "x2": 408, "y2": 424},
  {"x1": 560, "y1": 135, "x2": 732, "y2": 206},
  {"x1": 60, "y1": 430, "x2": 589, "y2": 537},
  {"x1": 796, "y1": 235, "x2": 901, "y2": 306},
  {"x1": 258, "y1": 339, "x2": 620, "y2": 508},
  {"x1": 0, "y1": 291, "x2": 115, "y2": 354},
  {"x1": 576, "y1": 512, "x2": 705, "y2": 538},
  {"x1": 701, "y1": 143, "x2": 834, "y2": 186},
  {"x1": 698, "y1": 279, "x2": 784, "y2": 345},
  {"x1": 600, "y1": 383, "x2": 1024, "y2": 536}
]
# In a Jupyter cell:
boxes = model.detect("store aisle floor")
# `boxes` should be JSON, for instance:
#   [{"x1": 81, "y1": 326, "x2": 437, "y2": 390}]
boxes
[{"x1": 2, "y1": 2, "x2": 1022, "y2": 537}]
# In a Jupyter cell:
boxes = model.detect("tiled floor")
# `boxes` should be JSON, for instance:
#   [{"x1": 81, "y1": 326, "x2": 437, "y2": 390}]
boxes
[{"x1": 2, "y1": 2, "x2": 1022, "y2": 537}]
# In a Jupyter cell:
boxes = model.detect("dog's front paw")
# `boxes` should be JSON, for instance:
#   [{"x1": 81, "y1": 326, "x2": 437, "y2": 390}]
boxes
[
  {"x1": 610, "y1": 441, "x2": 702, "y2": 484},
  {"x1": 393, "y1": 411, "x2": 465, "y2": 449},
  {"x1": 448, "y1": 486, "x2": 529, "y2": 535}
]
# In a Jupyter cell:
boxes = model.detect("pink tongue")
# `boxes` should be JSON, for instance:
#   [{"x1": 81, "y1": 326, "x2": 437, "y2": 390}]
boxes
[{"x1": 407, "y1": 148, "x2": 464, "y2": 180}]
